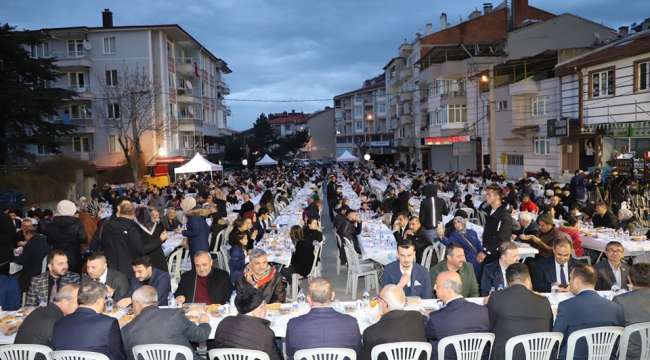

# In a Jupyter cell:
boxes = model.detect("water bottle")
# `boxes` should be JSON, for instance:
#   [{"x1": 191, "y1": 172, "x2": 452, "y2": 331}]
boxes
[
  {"x1": 105, "y1": 296, "x2": 114, "y2": 313},
  {"x1": 362, "y1": 289, "x2": 370, "y2": 307},
  {"x1": 168, "y1": 292, "x2": 177, "y2": 308},
  {"x1": 296, "y1": 290, "x2": 306, "y2": 305}
]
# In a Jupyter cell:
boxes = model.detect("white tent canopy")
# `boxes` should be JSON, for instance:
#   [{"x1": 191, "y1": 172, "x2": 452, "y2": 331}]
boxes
[
  {"x1": 336, "y1": 150, "x2": 359, "y2": 162},
  {"x1": 174, "y1": 153, "x2": 223, "y2": 174},
  {"x1": 255, "y1": 154, "x2": 278, "y2": 166}
]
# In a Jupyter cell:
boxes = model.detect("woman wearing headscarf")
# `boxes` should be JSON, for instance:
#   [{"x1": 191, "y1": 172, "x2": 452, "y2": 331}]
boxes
[
  {"x1": 42, "y1": 200, "x2": 86, "y2": 273},
  {"x1": 437, "y1": 215, "x2": 483, "y2": 278},
  {"x1": 135, "y1": 206, "x2": 168, "y2": 272}
]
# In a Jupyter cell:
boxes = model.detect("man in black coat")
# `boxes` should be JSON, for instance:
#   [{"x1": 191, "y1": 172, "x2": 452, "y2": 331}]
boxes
[
  {"x1": 480, "y1": 185, "x2": 513, "y2": 264},
  {"x1": 488, "y1": 263, "x2": 553, "y2": 360},
  {"x1": 95, "y1": 201, "x2": 144, "y2": 277},
  {"x1": 326, "y1": 175, "x2": 337, "y2": 221},
  {"x1": 175, "y1": 251, "x2": 232, "y2": 305},
  {"x1": 83, "y1": 253, "x2": 130, "y2": 301},
  {"x1": 42, "y1": 200, "x2": 86, "y2": 273},
  {"x1": 337, "y1": 209, "x2": 362, "y2": 255},
  {"x1": 13, "y1": 219, "x2": 49, "y2": 291},
  {"x1": 592, "y1": 201, "x2": 620, "y2": 229},
  {"x1": 419, "y1": 183, "x2": 448, "y2": 243},
  {"x1": 0, "y1": 212, "x2": 16, "y2": 275},
  {"x1": 361, "y1": 285, "x2": 427, "y2": 360},
  {"x1": 15, "y1": 284, "x2": 79, "y2": 346}
]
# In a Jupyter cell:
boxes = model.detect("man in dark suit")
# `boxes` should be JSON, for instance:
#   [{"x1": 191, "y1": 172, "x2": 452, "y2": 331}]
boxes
[
  {"x1": 533, "y1": 237, "x2": 576, "y2": 293},
  {"x1": 174, "y1": 251, "x2": 232, "y2": 305},
  {"x1": 12, "y1": 218, "x2": 49, "y2": 291},
  {"x1": 480, "y1": 185, "x2": 513, "y2": 264},
  {"x1": 392, "y1": 212, "x2": 409, "y2": 242},
  {"x1": 326, "y1": 175, "x2": 337, "y2": 221},
  {"x1": 15, "y1": 284, "x2": 79, "y2": 346},
  {"x1": 595, "y1": 241, "x2": 630, "y2": 291},
  {"x1": 613, "y1": 263, "x2": 650, "y2": 360},
  {"x1": 25, "y1": 250, "x2": 81, "y2": 306},
  {"x1": 285, "y1": 277, "x2": 361, "y2": 360},
  {"x1": 83, "y1": 252, "x2": 130, "y2": 301},
  {"x1": 480, "y1": 242, "x2": 520, "y2": 296},
  {"x1": 592, "y1": 201, "x2": 619, "y2": 229},
  {"x1": 117, "y1": 256, "x2": 171, "y2": 308},
  {"x1": 361, "y1": 285, "x2": 427, "y2": 360},
  {"x1": 381, "y1": 239, "x2": 432, "y2": 299},
  {"x1": 122, "y1": 286, "x2": 211, "y2": 360},
  {"x1": 553, "y1": 264, "x2": 625, "y2": 360},
  {"x1": 52, "y1": 281, "x2": 126, "y2": 360},
  {"x1": 487, "y1": 263, "x2": 553, "y2": 360},
  {"x1": 426, "y1": 271, "x2": 489, "y2": 360},
  {"x1": 419, "y1": 183, "x2": 448, "y2": 243}
]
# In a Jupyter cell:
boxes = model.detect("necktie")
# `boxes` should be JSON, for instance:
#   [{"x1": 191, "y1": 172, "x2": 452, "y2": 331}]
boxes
[
  {"x1": 559, "y1": 264, "x2": 567, "y2": 285},
  {"x1": 50, "y1": 278, "x2": 59, "y2": 303}
]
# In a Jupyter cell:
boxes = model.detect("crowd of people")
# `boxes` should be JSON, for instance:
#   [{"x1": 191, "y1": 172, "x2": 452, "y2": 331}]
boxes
[{"x1": 0, "y1": 163, "x2": 649, "y2": 360}]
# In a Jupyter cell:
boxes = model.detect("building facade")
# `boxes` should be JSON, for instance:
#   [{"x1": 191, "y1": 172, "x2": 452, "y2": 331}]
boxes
[
  {"x1": 305, "y1": 107, "x2": 336, "y2": 160},
  {"x1": 268, "y1": 111, "x2": 308, "y2": 137},
  {"x1": 29, "y1": 9, "x2": 231, "y2": 168}
]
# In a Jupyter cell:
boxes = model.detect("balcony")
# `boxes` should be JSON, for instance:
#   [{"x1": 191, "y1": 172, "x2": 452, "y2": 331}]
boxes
[
  {"x1": 440, "y1": 121, "x2": 466, "y2": 130},
  {"x1": 52, "y1": 51, "x2": 92, "y2": 68},
  {"x1": 178, "y1": 115, "x2": 202, "y2": 128},
  {"x1": 176, "y1": 57, "x2": 197, "y2": 75},
  {"x1": 510, "y1": 79, "x2": 541, "y2": 96},
  {"x1": 68, "y1": 151, "x2": 95, "y2": 162},
  {"x1": 217, "y1": 80, "x2": 230, "y2": 95},
  {"x1": 177, "y1": 92, "x2": 201, "y2": 104},
  {"x1": 67, "y1": 86, "x2": 93, "y2": 100},
  {"x1": 399, "y1": 113, "x2": 413, "y2": 125}
]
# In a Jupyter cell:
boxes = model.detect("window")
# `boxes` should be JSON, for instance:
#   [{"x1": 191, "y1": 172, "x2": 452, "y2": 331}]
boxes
[
  {"x1": 70, "y1": 104, "x2": 91, "y2": 119},
  {"x1": 68, "y1": 72, "x2": 85, "y2": 89},
  {"x1": 448, "y1": 104, "x2": 467, "y2": 123},
  {"x1": 353, "y1": 105, "x2": 362, "y2": 118},
  {"x1": 103, "y1": 36, "x2": 116, "y2": 54},
  {"x1": 30, "y1": 42, "x2": 50, "y2": 58},
  {"x1": 107, "y1": 103, "x2": 120, "y2": 119},
  {"x1": 378, "y1": 103, "x2": 386, "y2": 113},
  {"x1": 67, "y1": 40, "x2": 84, "y2": 57},
  {"x1": 534, "y1": 137, "x2": 550, "y2": 155},
  {"x1": 105, "y1": 70, "x2": 118, "y2": 87},
  {"x1": 107, "y1": 135, "x2": 119, "y2": 153},
  {"x1": 496, "y1": 100, "x2": 508, "y2": 111},
  {"x1": 433, "y1": 79, "x2": 465, "y2": 96},
  {"x1": 355, "y1": 120, "x2": 363, "y2": 131},
  {"x1": 182, "y1": 134, "x2": 194, "y2": 149},
  {"x1": 636, "y1": 61, "x2": 650, "y2": 92},
  {"x1": 72, "y1": 136, "x2": 92, "y2": 153},
  {"x1": 531, "y1": 96, "x2": 549, "y2": 117},
  {"x1": 591, "y1": 69, "x2": 615, "y2": 98},
  {"x1": 37, "y1": 144, "x2": 52, "y2": 155}
]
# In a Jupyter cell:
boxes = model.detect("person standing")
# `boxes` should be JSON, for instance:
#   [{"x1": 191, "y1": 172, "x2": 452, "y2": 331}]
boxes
[
  {"x1": 419, "y1": 183, "x2": 448, "y2": 244},
  {"x1": 42, "y1": 200, "x2": 86, "y2": 273},
  {"x1": 96, "y1": 201, "x2": 144, "y2": 277},
  {"x1": 480, "y1": 185, "x2": 512, "y2": 264}
]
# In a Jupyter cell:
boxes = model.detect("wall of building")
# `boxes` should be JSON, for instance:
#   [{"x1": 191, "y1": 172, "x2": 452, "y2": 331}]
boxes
[{"x1": 306, "y1": 108, "x2": 335, "y2": 160}]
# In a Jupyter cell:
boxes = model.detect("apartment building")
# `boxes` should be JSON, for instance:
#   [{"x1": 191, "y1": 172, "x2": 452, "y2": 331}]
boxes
[
  {"x1": 333, "y1": 75, "x2": 392, "y2": 162},
  {"x1": 556, "y1": 28, "x2": 650, "y2": 173},
  {"x1": 29, "y1": 9, "x2": 231, "y2": 168},
  {"x1": 304, "y1": 107, "x2": 336, "y2": 160},
  {"x1": 268, "y1": 110, "x2": 308, "y2": 137}
]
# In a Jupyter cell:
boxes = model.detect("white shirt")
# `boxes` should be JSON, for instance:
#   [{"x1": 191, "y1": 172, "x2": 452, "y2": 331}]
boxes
[
  {"x1": 608, "y1": 261, "x2": 622, "y2": 288},
  {"x1": 97, "y1": 268, "x2": 108, "y2": 284},
  {"x1": 499, "y1": 261, "x2": 508, "y2": 287},
  {"x1": 400, "y1": 264, "x2": 413, "y2": 288},
  {"x1": 555, "y1": 261, "x2": 568, "y2": 285}
]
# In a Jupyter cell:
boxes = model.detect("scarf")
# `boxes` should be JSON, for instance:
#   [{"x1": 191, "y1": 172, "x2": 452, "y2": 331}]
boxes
[{"x1": 252, "y1": 266, "x2": 276, "y2": 289}]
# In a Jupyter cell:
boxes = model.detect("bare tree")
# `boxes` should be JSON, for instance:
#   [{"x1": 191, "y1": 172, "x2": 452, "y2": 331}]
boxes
[{"x1": 96, "y1": 67, "x2": 170, "y2": 182}]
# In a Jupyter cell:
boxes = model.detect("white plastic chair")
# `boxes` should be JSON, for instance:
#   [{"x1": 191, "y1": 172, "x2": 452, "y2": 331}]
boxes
[
  {"x1": 211, "y1": 229, "x2": 226, "y2": 253},
  {"x1": 437, "y1": 333, "x2": 494, "y2": 360},
  {"x1": 208, "y1": 349, "x2": 270, "y2": 360},
  {"x1": 504, "y1": 332, "x2": 563, "y2": 360},
  {"x1": 41, "y1": 256, "x2": 47, "y2": 273},
  {"x1": 343, "y1": 238, "x2": 379, "y2": 297},
  {"x1": 565, "y1": 326, "x2": 623, "y2": 360},
  {"x1": 433, "y1": 242, "x2": 446, "y2": 263},
  {"x1": 335, "y1": 233, "x2": 346, "y2": 275},
  {"x1": 167, "y1": 247, "x2": 185, "y2": 283},
  {"x1": 219, "y1": 246, "x2": 231, "y2": 273},
  {"x1": 371, "y1": 342, "x2": 432, "y2": 360},
  {"x1": 619, "y1": 321, "x2": 650, "y2": 360},
  {"x1": 132, "y1": 344, "x2": 193, "y2": 360},
  {"x1": 51, "y1": 351, "x2": 109, "y2": 360},
  {"x1": 420, "y1": 245, "x2": 434, "y2": 270},
  {"x1": 294, "y1": 348, "x2": 356, "y2": 360},
  {"x1": 0, "y1": 344, "x2": 53, "y2": 360}
]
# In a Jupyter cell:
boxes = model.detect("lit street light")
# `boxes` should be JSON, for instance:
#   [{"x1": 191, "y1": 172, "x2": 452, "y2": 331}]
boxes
[
  {"x1": 364, "y1": 153, "x2": 371, "y2": 161},
  {"x1": 242, "y1": 159, "x2": 248, "y2": 166}
]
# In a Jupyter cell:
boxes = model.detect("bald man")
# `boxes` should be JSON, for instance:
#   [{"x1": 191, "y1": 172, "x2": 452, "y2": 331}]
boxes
[
  {"x1": 361, "y1": 285, "x2": 427, "y2": 360},
  {"x1": 426, "y1": 272, "x2": 489, "y2": 360}
]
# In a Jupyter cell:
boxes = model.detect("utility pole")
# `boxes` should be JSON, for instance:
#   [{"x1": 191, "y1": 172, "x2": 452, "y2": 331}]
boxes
[{"x1": 488, "y1": 64, "x2": 497, "y2": 171}]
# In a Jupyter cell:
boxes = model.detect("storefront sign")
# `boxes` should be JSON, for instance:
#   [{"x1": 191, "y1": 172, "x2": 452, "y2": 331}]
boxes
[{"x1": 423, "y1": 135, "x2": 470, "y2": 145}]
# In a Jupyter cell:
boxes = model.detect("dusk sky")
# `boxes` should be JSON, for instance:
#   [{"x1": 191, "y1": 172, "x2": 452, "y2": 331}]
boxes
[{"x1": 3, "y1": 0, "x2": 646, "y2": 130}]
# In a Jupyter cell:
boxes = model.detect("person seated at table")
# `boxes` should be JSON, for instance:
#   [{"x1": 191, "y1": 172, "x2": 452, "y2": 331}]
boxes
[
  {"x1": 12, "y1": 218, "x2": 50, "y2": 292},
  {"x1": 558, "y1": 216, "x2": 585, "y2": 258},
  {"x1": 519, "y1": 193, "x2": 539, "y2": 214},
  {"x1": 426, "y1": 271, "x2": 489, "y2": 360},
  {"x1": 229, "y1": 216, "x2": 256, "y2": 251},
  {"x1": 161, "y1": 206, "x2": 182, "y2": 231},
  {"x1": 361, "y1": 284, "x2": 427, "y2": 360},
  {"x1": 303, "y1": 217, "x2": 323, "y2": 243},
  {"x1": 212, "y1": 283, "x2": 282, "y2": 360},
  {"x1": 462, "y1": 194, "x2": 477, "y2": 214},
  {"x1": 523, "y1": 213, "x2": 571, "y2": 258},
  {"x1": 405, "y1": 216, "x2": 433, "y2": 264},
  {"x1": 243, "y1": 211, "x2": 263, "y2": 243},
  {"x1": 83, "y1": 252, "x2": 130, "y2": 301},
  {"x1": 511, "y1": 211, "x2": 539, "y2": 239},
  {"x1": 122, "y1": 285, "x2": 211, "y2": 360},
  {"x1": 542, "y1": 195, "x2": 570, "y2": 220},
  {"x1": 437, "y1": 216, "x2": 483, "y2": 278},
  {"x1": 303, "y1": 199, "x2": 322, "y2": 223},
  {"x1": 25, "y1": 250, "x2": 81, "y2": 306},
  {"x1": 367, "y1": 193, "x2": 381, "y2": 212},
  {"x1": 228, "y1": 232, "x2": 249, "y2": 283},
  {"x1": 430, "y1": 244, "x2": 479, "y2": 298},
  {"x1": 287, "y1": 225, "x2": 316, "y2": 278},
  {"x1": 285, "y1": 277, "x2": 362, "y2": 360},
  {"x1": 595, "y1": 241, "x2": 630, "y2": 291},
  {"x1": 236, "y1": 248, "x2": 287, "y2": 303},
  {"x1": 175, "y1": 251, "x2": 232, "y2": 305},
  {"x1": 239, "y1": 193, "x2": 255, "y2": 214},
  {"x1": 52, "y1": 281, "x2": 126, "y2": 360},
  {"x1": 337, "y1": 209, "x2": 363, "y2": 256},
  {"x1": 487, "y1": 263, "x2": 553, "y2": 360},
  {"x1": 382, "y1": 239, "x2": 432, "y2": 299},
  {"x1": 480, "y1": 241, "x2": 520, "y2": 296},
  {"x1": 392, "y1": 211, "x2": 410, "y2": 242},
  {"x1": 118, "y1": 256, "x2": 171, "y2": 307},
  {"x1": 257, "y1": 207, "x2": 272, "y2": 234},
  {"x1": 15, "y1": 284, "x2": 78, "y2": 346},
  {"x1": 0, "y1": 274, "x2": 21, "y2": 310},
  {"x1": 532, "y1": 237, "x2": 576, "y2": 293},
  {"x1": 553, "y1": 264, "x2": 624, "y2": 360},
  {"x1": 592, "y1": 201, "x2": 620, "y2": 229},
  {"x1": 613, "y1": 263, "x2": 650, "y2": 360}
]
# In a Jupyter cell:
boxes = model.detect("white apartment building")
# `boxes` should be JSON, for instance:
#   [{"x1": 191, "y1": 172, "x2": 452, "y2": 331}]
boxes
[{"x1": 29, "y1": 9, "x2": 231, "y2": 168}]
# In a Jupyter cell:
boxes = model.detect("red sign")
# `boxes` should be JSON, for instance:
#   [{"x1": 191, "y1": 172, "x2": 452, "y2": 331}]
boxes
[{"x1": 423, "y1": 135, "x2": 471, "y2": 145}]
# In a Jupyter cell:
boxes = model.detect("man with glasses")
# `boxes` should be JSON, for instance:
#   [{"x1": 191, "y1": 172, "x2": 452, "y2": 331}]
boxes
[
  {"x1": 381, "y1": 239, "x2": 432, "y2": 299},
  {"x1": 595, "y1": 241, "x2": 629, "y2": 291}
]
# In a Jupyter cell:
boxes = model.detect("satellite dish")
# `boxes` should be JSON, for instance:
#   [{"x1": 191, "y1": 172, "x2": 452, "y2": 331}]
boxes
[
  {"x1": 83, "y1": 40, "x2": 92, "y2": 50},
  {"x1": 186, "y1": 80, "x2": 193, "y2": 90}
]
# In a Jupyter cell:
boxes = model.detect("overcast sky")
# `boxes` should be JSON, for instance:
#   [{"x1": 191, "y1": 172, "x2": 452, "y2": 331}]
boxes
[{"x1": 2, "y1": 0, "x2": 646, "y2": 130}]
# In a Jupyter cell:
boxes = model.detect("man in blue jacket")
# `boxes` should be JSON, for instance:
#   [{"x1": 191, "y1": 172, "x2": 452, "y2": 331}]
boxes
[
  {"x1": 553, "y1": 264, "x2": 625, "y2": 360},
  {"x1": 52, "y1": 281, "x2": 126, "y2": 360},
  {"x1": 480, "y1": 242, "x2": 520, "y2": 295},
  {"x1": 285, "y1": 277, "x2": 362, "y2": 359},
  {"x1": 381, "y1": 238, "x2": 432, "y2": 299}
]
